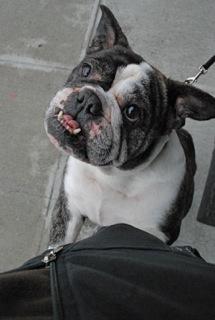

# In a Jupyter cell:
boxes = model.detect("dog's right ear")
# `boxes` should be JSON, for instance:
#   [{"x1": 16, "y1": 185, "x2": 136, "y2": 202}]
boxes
[{"x1": 87, "y1": 5, "x2": 129, "y2": 54}]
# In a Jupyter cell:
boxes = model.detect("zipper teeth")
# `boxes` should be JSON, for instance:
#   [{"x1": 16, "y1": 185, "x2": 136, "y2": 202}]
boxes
[{"x1": 50, "y1": 261, "x2": 64, "y2": 320}]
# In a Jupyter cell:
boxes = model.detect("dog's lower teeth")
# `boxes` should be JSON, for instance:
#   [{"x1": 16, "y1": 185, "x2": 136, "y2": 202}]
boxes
[
  {"x1": 73, "y1": 128, "x2": 81, "y2": 135},
  {"x1": 58, "y1": 113, "x2": 81, "y2": 135}
]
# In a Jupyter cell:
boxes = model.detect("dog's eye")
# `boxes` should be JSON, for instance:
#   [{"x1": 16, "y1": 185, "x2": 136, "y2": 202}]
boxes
[
  {"x1": 124, "y1": 105, "x2": 140, "y2": 122},
  {"x1": 81, "y1": 63, "x2": 92, "y2": 77}
]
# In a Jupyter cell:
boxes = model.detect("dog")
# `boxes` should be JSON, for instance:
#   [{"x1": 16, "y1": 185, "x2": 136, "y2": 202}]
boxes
[{"x1": 45, "y1": 5, "x2": 215, "y2": 247}]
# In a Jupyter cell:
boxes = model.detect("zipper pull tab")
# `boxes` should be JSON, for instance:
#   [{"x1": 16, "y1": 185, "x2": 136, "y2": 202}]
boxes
[{"x1": 42, "y1": 246, "x2": 64, "y2": 266}]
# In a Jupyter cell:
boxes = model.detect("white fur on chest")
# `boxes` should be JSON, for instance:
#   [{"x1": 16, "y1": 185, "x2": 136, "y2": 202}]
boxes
[{"x1": 64, "y1": 131, "x2": 185, "y2": 240}]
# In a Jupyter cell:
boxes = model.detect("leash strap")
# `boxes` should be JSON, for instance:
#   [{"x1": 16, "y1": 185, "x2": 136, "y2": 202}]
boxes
[{"x1": 185, "y1": 55, "x2": 215, "y2": 84}]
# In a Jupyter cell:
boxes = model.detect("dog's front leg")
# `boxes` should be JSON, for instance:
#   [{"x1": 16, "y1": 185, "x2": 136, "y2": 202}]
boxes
[
  {"x1": 64, "y1": 214, "x2": 84, "y2": 244},
  {"x1": 49, "y1": 187, "x2": 84, "y2": 248}
]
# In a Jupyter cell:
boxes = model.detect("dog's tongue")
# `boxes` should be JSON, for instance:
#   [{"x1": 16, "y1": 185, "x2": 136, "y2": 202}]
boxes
[{"x1": 62, "y1": 114, "x2": 79, "y2": 130}]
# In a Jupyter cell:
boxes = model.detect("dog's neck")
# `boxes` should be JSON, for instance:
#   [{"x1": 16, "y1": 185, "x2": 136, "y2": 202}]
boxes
[
  {"x1": 101, "y1": 134, "x2": 170, "y2": 177},
  {"x1": 91, "y1": 134, "x2": 170, "y2": 243}
]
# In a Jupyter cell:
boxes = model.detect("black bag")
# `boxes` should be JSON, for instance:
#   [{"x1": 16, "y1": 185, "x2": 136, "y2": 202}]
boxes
[{"x1": 1, "y1": 224, "x2": 215, "y2": 320}]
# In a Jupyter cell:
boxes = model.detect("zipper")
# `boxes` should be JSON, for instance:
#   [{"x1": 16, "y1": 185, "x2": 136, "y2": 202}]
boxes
[
  {"x1": 42, "y1": 246, "x2": 64, "y2": 266},
  {"x1": 42, "y1": 246, "x2": 64, "y2": 320}
]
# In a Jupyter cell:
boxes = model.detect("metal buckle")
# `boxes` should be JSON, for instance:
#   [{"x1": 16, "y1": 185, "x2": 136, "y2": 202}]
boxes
[{"x1": 185, "y1": 66, "x2": 207, "y2": 85}]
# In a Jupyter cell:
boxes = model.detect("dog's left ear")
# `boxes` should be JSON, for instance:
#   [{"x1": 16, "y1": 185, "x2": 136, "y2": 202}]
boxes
[
  {"x1": 87, "y1": 5, "x2": 129, "y2": 54},
  {"x1": 167, "y1": 79, "x2": 215, "y2": 129}
]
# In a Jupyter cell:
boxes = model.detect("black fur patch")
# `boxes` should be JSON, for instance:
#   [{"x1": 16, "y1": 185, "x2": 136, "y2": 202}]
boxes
[
  {"x1": 161, "y1": 129, "x2": 196, "y2": 244},
  {"x1": 49, "y1": 177, "x2": 70, "y2": 246}
]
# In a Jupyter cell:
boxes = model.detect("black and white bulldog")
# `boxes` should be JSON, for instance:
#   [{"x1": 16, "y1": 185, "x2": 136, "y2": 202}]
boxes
[{"x1": 45, "y1": 6, "x2": 215, "y2": 247}]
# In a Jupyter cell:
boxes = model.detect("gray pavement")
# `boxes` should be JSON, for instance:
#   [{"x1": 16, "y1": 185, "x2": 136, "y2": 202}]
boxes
[
  {"x1": 0, "y1": 0, "x2": 215, "y2": 271},
  {"x1": 0, "y1": 0, "x2": 96, "y2": 271}
]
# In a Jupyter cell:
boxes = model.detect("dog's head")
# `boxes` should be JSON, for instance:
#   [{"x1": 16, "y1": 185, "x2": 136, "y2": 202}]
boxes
[{"x1": 45, "y1": 5, "x2": 215, "y2": 169}]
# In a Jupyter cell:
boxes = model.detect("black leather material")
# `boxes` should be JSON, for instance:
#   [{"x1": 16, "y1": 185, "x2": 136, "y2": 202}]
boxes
[
  {"x1": 1, "y1": 224, "x2": 215, "y2": 320},
  {"x1": 56, "y1": 224, "x2": 215, "y2": 320}
]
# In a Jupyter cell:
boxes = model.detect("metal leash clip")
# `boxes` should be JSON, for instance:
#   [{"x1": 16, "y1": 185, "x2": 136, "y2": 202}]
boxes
[{"x1": 185, "y1": 55, "x2": 215, "y2": 84}]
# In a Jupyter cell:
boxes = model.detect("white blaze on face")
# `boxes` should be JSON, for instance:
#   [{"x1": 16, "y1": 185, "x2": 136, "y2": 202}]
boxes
[
  {"x1": 110, "y1": 62, "x2": 153, "y2": 98},
  {"x1": 50, "y1": 87, "x2": 80, "y2": 110}
]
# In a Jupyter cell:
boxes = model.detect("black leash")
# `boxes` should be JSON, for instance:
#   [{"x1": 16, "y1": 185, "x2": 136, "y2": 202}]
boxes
[{"x1": 185, "y1": 55, "x2": 215, "y2": 84}]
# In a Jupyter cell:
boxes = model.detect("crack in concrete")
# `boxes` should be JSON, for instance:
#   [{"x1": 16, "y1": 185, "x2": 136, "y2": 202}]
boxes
[
  {"x1": 0, "y1": 54, "x2": 72, "y2": 72},
  {"x1": 80, "y1": 0, "x2": 101, "y2": 61},
  {"x1": 1, "y1": 188, "x2": 59, "y2": 201},
  {"x1": 37, "y1": 0, "x2": 101, "y2": 253}
]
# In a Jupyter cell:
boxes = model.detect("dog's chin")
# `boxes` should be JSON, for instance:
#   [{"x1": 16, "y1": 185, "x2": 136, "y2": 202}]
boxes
[
  {"x1": 45, "y1": 115, "x2": 87, "y2": 161},
  {"x1": 45, "y1": 116, "x2": 120, "y2": 166},
  {"x1": 86, "y1": 144, "x2": 114, "y2": 167}
]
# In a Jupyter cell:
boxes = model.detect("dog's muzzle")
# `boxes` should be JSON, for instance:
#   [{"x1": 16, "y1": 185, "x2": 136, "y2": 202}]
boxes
[
  {"x1": 55, "y1": 88, "x2": 103, "y2": 136},
  {"x1": 73, "y1": 89, "x2": 103, "y2": 118}
]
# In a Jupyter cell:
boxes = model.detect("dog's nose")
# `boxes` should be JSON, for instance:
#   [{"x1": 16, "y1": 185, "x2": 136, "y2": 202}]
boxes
[{"x1": 77, "y1": 89, "x2": 102, "y2": 116}]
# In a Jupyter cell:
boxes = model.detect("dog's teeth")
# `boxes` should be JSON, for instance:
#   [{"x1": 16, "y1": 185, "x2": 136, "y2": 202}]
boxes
[
  {"x1": 58, "y1": 111, "x2": 63, "y2": 121},
  {"x1": 73, "y1": 128, "x2": 81, "y2": 134}
]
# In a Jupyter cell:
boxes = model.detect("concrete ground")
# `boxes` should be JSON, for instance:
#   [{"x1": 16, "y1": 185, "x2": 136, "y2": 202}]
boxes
[{"x1": 0, "y1": 0, "x2": 214, "y2": 272}]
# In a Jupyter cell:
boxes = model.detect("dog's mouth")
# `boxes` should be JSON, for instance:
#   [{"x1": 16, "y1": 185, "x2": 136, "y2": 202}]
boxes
[
  {"x1": 56, "y1": 108, "x2": 82, "y2": 136},
  {"x1": 46, "y1": 98, "x2": 115, "y2": 165},
  {"x1": 45, "y1": 99, "x2": 88, "y2": 162}
]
